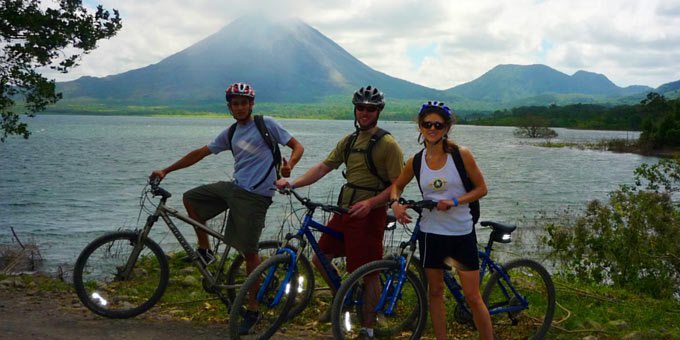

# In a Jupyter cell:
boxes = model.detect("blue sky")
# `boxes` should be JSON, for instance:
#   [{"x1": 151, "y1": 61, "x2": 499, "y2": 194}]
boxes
[{"x1": 49, "y1": 0, "x2": 680, "y2": 90}]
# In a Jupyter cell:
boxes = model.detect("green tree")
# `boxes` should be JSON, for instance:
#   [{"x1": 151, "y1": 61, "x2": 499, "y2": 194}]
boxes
[
  {"x1": 639, "y1": 93, "x2": 680, "y2": 148},
  {"x1": 0, "y1": 0, "x2": 122, "y2": 142},
  {"x1": 513, "y1": 115, "x2": 558, "y2": 139}
]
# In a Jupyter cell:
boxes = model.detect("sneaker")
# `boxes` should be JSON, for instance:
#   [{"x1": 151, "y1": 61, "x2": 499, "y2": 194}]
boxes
[
  {"x1": 239, "y1": 310, "x2": 261, "y2": 335},
  {"x1": 182, "y1": 248, "x2": 215, "y2": 266},
  {"x1": 357, "y1": 329, "x2": 375, "y2": 339},
  {"x1": 318, "y1": 307, "x2": 331, "y2": 323}
]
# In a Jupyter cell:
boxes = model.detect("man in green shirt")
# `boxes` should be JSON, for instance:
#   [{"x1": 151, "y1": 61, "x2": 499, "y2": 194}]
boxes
[{"x1": 276, "y1": 85, "x2": 404, "y2": 339}]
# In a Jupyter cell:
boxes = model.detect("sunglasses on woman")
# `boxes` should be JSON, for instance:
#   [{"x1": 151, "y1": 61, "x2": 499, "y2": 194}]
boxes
[{"x1": 420, "y1": 121, "x2": 446, "y2": 130}]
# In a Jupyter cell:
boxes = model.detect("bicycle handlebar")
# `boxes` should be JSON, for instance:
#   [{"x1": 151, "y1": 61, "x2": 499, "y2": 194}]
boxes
[
  {"x1": 148, "y1": 176, "x2": 172, "y2": 199},
  {"x1": 278, "y1": 187, "x2": 348, "y2": 214},
  {"x1": 397, "y1": 198, "x2": 437, "y2": 214}
]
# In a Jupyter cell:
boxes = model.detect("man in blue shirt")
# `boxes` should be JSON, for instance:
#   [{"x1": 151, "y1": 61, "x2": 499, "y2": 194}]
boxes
[{"x1": 150, "y1": 82, "x2": 303, "y2": 269}]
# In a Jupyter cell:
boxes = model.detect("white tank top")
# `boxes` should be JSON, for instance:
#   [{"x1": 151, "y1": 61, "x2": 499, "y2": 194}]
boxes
[{"x1": 418, "y1": 151, "x2": 473, "y2": 236}]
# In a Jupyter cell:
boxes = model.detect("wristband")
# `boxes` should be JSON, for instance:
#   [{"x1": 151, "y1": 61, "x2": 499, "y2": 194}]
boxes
[{"x1": 452, "y1": 196, "x2": 459, "y2": 207}]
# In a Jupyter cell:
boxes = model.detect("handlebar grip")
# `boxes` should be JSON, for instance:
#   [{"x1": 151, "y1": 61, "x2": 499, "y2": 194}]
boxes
[{"x1": 149, "y1": 176, "x2": 162, "y2": 187}]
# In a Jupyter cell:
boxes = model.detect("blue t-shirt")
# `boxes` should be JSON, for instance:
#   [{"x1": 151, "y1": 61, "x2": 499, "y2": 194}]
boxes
[{"x1": 207, "y1": 116, "x2": 292, "y2": 197}]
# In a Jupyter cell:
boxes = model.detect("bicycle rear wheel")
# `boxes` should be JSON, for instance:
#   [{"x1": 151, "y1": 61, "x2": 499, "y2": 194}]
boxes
[
  {"x1": 228, "y1": 253, "x2": 298, "y2": 339},
  {"x1": 331, "y1": 259, "x2": 428, "y2": 340},
  {"x1": 482, "y1": 258, "x2": 556, "y2": 339},
  {"x1": 73, "y1": 231, "x2": 169, "y2": 318}
]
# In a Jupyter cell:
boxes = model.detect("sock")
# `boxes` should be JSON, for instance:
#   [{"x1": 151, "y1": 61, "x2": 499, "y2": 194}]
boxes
[{"x1": 362, "y1": 328, "x2": 374, "y2": 337}]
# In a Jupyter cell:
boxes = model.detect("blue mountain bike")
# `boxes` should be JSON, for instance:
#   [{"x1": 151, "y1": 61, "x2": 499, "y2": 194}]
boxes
[
  {"x1": 228, "y1": 188, "x2": 360, "y2": 339},
  {"x1": 330, "y1": 198, "x2": 556, "y2": 339}
]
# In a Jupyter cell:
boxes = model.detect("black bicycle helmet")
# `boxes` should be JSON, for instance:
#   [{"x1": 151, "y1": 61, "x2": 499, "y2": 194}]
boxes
[
  {"x1": 352, "y1": 85, "x2": 385, "y2": 109},
  {"x1": 418, "y1": 101, "x2": 452, "y2": 119}
]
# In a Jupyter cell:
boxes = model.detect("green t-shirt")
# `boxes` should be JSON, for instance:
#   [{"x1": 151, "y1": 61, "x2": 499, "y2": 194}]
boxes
[{"x1": 323, "y1": 128, "x2": 404, "y2": 208}]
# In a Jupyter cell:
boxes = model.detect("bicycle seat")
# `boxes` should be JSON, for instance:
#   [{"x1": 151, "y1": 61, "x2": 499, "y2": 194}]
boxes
[{"x1": 480, "y1": 221, "x2": 517, "y2": 234}]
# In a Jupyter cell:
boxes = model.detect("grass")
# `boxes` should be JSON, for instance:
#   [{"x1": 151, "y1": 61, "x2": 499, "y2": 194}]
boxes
[{"x1": 3, "y1": 251, "x2": 679, "y2": 339}]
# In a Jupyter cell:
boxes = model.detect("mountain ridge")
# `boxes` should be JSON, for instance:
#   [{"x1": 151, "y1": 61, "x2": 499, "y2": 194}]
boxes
[{"x1": 56, "y1": 15, "x2": 673, "y2": 111}]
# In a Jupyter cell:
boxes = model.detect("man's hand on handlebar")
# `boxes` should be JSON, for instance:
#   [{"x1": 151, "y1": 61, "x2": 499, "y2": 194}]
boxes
[
  {"x1": 275, "y1": 178, "x2": 292, "y2": 190},
  {"x1": 149, "y1": 170, "x2": 165, "y2": 186}
]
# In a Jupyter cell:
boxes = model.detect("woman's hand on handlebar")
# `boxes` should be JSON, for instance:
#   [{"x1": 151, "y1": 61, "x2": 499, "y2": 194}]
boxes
[
  {"x1": 390, "y1": 201, "x2": 412, "y2": 224},
  {"x1": 437, "y1": 199, "x2": 455, "y2": 211}
]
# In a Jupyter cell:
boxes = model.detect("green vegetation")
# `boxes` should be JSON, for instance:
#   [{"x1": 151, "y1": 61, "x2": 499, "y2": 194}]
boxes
[
  {"x1": 469, "y1": 102, "x2": 647, "y2": 131},
  {"x1": 468, "y1": 92, "x2": 680, "y2": 155},
  {"x1": 45, "y1": 97, "x2": 491, "y2": 122},
  {"x1": 1, "y1": 0, "x2": 122, "y2": 141},
  {"x1": 544, "y1": 158, "x2": 680, "y2": 299},
  {"x1": 639, "y1": 92, "x2": 680, "y2": 149}
]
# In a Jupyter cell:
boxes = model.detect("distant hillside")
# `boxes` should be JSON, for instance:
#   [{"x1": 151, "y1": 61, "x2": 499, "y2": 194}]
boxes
[
  {"x1": 656, "y1": 80, "x2": 680, "y2": 98},
  {"x1": 57, "y1": 15, "x2": 439, "y2": 105},
  {"x1": 444, "y1": 64, "x2": 653, "y2": 104}
]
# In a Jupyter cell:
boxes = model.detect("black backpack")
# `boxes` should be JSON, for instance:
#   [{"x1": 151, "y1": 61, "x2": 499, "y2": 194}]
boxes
[
  {"x1": 412, "y1": 145, "x2": 480, "y2": 225},
  {"x1": 227, "y1": 115, "x2": 282, "y2": 190},
  {"x1": 342, "y1": 128, "x2": 392, "y2": 189}
]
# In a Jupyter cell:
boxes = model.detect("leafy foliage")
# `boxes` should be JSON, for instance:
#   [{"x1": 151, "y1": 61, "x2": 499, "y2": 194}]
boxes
[
  {"x1": 0, "y1": 0, "x2": 122, "y2": 141},
  {"x1": 544, "y1": 158, "x2": 680, "y2": 298},
  {"x1": 639, "y1": 93, "x2": 680, "y2": 148}
]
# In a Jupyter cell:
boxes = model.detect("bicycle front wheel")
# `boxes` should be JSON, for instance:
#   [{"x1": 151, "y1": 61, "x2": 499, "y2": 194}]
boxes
[
  {"x1": 228, "y1": 253, "x2": 298, "y2": 339},
  {"x1": 221, "y1": 240, "x2": 282, "y2": 304},
  {"x1": 482, "y1": 258, "x2": 556, "y2": 339},
  {"x1": 226, "y1": 245, "x2": 314, "y2": 320},
  {"x1": 73, "y1": 231, "x2": 169, "y2": 318},
  {"x1": 331, "y1": 259, "x2": 428, "y2": 340}
]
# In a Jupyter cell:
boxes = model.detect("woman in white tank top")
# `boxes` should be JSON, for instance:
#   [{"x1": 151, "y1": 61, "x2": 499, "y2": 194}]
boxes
[{"x1": 388, "y1": 101, "x2": 493, "y2": 340}]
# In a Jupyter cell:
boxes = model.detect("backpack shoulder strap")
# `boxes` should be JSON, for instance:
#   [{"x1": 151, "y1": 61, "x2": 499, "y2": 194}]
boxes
[
  {"x1": 450, "y1": 144, "x2": 480, "y2": 225},
  {"x1": 450, "y1": 144, "x2": 474, "y2": 192},
  {"x1": 253, "y1": 115, "x2": 275, "y2": 150},
  {"x1": 342, "y1": 131, "x2": 360, "y2": 165},
  {"x1": 227, "y1": 122, "x2": 238, "y2": 155},
  {"x1": 365, "y1": 128, "x2": 391, "y2": 187},
  {"x1": 412, "y1": 149, "x2": 425, "y2": 194}
]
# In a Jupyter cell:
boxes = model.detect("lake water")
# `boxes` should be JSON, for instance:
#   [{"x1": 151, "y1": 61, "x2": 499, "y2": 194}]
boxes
[{"x1": 0, "y1": 115, "x2": 656, "y2": 272}]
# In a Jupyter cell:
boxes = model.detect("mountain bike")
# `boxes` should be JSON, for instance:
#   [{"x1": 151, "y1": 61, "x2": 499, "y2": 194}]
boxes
[
  {"x1": 331, "y1": 198, "x2": 556, "y2": 340},
  {"x1": 228, "y1": 188, "x2": 396, "y2": 339},
  {"x1": 72, "y1": 178, "x2": 283, "y2": 319}
]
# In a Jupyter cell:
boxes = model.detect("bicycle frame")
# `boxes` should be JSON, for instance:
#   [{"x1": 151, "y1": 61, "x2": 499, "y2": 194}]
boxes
[
  {"x1": 373, "y1": 215, "x2": 529, "y2": 318},
  {"x1": 442, "y1": 231, "x2": 530, "y2": 316},
  {"x1": 258, "y1": 193, "x2": 345, "y2": 307},
  {"x1": 126, "y1": 193, "x2": 237, "y2": 290}
]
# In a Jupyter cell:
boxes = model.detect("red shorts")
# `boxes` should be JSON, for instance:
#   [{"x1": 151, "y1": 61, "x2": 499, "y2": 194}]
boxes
[{"x1": 318, "y1": 207, "x2": 387, "y2": 272}]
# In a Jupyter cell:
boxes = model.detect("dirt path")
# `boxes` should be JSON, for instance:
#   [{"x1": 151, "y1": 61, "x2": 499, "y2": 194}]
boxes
[{"x1": 0, "y1": 287, "x2": 329, "y2": 339}]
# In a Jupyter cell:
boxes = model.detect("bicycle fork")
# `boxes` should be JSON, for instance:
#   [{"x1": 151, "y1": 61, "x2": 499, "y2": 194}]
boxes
[
  {"x1": 257, "y1": 247, "x2": 297, "y2": 307},
  {"x1": 376, "y1": 256, "x2": 409, "y2": 316},
  {"x1": 117, "y1": 210, "x2": 160, "y2": 280}
]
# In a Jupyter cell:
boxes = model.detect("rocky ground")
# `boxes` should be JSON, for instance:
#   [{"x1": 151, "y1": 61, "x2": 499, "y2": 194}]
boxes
[{"x1": 0, "y1": 275, "x2": 329, "y2": 340}]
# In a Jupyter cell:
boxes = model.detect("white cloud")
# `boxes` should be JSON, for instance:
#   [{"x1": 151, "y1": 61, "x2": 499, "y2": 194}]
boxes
[{"x1": 48, "y1": 0, "x2": 680, "y2": 89}]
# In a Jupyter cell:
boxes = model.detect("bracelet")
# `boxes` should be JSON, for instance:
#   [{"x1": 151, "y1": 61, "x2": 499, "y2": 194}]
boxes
[
  {"x1": 452, "y1": 196, "x2": 459, "y2": 207},
  {"x1": 388, "y1": 198, "x2": 398, "y2": 207}
]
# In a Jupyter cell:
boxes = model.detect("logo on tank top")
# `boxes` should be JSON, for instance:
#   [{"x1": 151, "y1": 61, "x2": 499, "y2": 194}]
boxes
[{"x1": 428, "y1": 177, "x2": 447, "y2": 191}]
